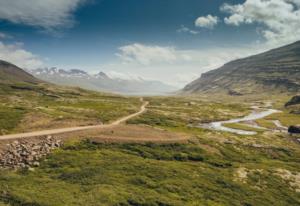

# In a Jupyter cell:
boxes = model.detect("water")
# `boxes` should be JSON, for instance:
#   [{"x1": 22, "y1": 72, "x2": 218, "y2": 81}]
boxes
[{"x1": 198, "y1": 109, "x2": 280, "y2": 135}]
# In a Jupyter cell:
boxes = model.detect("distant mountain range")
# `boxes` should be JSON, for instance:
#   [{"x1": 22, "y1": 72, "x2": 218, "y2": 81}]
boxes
[
  {"x1": 28, "y1": 67, "x2": 177, "y2": 95},
  {"x1": 183, "y1": 41, "x2": 300, "y2": 95}
]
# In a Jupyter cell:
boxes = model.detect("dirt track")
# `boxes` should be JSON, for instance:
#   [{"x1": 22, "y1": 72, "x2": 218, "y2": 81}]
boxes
[{"x1": 0, "y1": 99, "x2": 149, "y2": 141}]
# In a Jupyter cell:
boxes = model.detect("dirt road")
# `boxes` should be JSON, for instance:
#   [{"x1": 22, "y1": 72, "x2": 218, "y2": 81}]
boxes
[{"x1": 0, "y1": 98, "x2": 149, "y2": 141}]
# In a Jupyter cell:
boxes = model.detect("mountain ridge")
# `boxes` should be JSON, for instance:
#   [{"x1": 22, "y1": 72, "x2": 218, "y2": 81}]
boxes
[
  {"x1": 183, "y1": 41, "x2": 300, "y2": 95},
  {"x1": 29, "y1": 67, "x2": 177, "y2": 95}
]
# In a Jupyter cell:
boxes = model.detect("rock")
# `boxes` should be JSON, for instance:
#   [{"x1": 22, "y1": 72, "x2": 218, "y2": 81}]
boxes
[
  {"x1": 32, "y1": 161, "x2": 40, "y2": 167},
  {"x1": 228, "y1": 90, "x2": 243, "y2": 96},
  {"x1": 288, "y1": 125, "x2": 300, "y2": 134},
  {"x1": 0, "y1": 136, "x2": 63, "y2": 169},
  {"x1": 285, "y1": 95, "x2": 300, "y2": 107}
]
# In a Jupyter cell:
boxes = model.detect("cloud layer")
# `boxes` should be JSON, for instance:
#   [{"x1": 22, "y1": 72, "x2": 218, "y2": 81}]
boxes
[
  {"x1": 0, "y1": 0, "x2": 85, "y2": 31},
  {"x1": 222, "y1": 0, "x2": 300, "y2": 46},
  {"x1": 0, "y1": 41, "x2": 44, "y2": 69}
]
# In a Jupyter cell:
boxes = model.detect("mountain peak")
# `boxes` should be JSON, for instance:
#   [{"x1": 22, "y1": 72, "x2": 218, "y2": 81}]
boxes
[{"x1": 96, "y1": 71, "x2": 109, "y2": 79}]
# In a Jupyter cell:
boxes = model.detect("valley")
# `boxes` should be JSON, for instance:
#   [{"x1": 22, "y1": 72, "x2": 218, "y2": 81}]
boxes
[
  {"x1": 1, "y1": 1, "x2": 300, "y2": 205},
  {"x1": 0, "y1": 93, "x2": 299, "y2": 206},
  {"x1": 0, "y1": 43, "x2": 300, "y2": 206}
]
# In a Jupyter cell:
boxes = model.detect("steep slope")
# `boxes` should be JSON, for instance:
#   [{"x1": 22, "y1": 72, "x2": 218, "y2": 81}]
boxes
[
  {"x1": 183, "y1": 41, "x2": 300, "y2": 95},
  {"x1": 0, "y1": 60, "x2": 41, "y2": 84},
  {"x1": 30, "y1": 68, "x2": 177, "y2": 95}
]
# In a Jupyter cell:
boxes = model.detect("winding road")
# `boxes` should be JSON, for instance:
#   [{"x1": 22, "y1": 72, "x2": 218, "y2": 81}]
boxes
[{"x1": 0, "y1": 98, "x2": 149, "y2": 141}]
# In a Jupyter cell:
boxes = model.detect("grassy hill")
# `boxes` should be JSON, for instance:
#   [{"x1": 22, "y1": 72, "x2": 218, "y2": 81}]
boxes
[
  {"x1": 0, "y1": 60, "x2": 141, "y2": 134},
  {"x1": 183, "y1": 41, "x2": 300, "y2": 95}
]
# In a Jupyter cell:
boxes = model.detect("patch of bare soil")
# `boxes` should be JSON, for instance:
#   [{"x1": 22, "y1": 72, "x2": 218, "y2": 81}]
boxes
[{"x1": 59, "y1": 124, "x2": 189, "y2": 144}]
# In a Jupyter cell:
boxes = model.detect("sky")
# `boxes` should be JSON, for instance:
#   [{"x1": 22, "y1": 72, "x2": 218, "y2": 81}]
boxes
[{"x1": 0, "y1": 0, "x2": 300, "y2": 87}]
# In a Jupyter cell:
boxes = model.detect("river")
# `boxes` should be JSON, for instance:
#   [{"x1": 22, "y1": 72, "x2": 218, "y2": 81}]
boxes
[{"x1": 197, "y1": 108, "x2": 280, "y2": 135}]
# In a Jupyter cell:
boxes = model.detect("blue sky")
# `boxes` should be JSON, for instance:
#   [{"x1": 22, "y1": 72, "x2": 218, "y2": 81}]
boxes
[{"x1": 0, "y1": 0, "x2": 299, "y2": 87}]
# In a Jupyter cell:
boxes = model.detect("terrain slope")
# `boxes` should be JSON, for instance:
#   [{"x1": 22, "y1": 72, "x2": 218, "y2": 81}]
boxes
[{"x1": 183, "y1": 41, "x2": 300, "y2": 95}]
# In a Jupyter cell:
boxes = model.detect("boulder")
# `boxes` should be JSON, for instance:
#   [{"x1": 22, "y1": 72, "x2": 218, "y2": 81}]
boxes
[{"x1": 288, "y1": 125, "x2": 300, "y2": 134}]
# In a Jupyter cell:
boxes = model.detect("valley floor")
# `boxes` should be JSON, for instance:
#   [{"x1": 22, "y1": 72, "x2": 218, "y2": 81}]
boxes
[{"x1": 0, "y1": 93, "x2": 300, "y2": 206}]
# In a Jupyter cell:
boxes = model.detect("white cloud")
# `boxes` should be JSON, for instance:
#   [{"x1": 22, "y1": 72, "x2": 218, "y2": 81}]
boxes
[
  {"x1": 117, "y1": 43, "x2": 191, "y2": 65},
  {"x1": 195, "y1": 15, "x2": 219, "y2": 29},
  {"x1": 177, "y1": 25, "x2": 199, "y2": 35},
  {"x1": 0, "y1": 0, "x2": 86, "y2": 31},
  {"x1": 221, "y1": 0, "x2": 300, "y2": 47},
  {"x1": 106, "y1": 43, "x2": 267, "y2": 87},
  {"x1": 0, "y1": 41, "x2": 44, "y2": 69}
]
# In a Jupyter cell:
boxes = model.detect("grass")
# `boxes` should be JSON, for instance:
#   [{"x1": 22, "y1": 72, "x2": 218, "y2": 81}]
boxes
[
  {"x1": 0, "y1": 82, "x2": 141, "y2": 134},
  {"x1": 255, "y1": 119, "x2": 277, "y2": 129},
  {"x1": 0, "y1": 105, "x2": 26, "y2": 134},
  {"x1": 127, "y1": 96, "x2": 250, "y2": 129},
  {"x1": 223, "y1": 123, "x2": 266, "y2": 133},
  {"x1": 264, "y1": 112, "x2": 300, "y2": 127},
  {"x1": 0, "y1": 87, "x2": 300, "y2": 205},
  {"x1": 0, "y1": 139, "x2": 299, "y2": 206}
]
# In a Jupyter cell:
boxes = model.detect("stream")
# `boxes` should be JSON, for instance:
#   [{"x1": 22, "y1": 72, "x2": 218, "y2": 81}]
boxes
[{"x1": 198, "y1": 108, "x2": 281, "y2": 135}]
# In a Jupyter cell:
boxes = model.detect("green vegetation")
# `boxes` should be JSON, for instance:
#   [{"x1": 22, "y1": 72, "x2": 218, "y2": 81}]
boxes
[
  {"x1": 255, "y1": 119, "x2": 277, "y2": 129},
  {"x1": 0, "y1": 82, "x2": 140, "y2": 134},
  {"x1": 127, "y1": 96, "x2": 250, "y2": 129},
  {"x1": 0, "y1": 82, "x2": 299, "y2": 205},
  {"x1": 223, "y1": 123, "x2": 266, "y2": 133},
  {"x1": 265, "y1": 112, "x2": 300, "y2": 127},
  {"x1": 0, "y1": 105, "x2": 26, "y2": 134},
  {"x1": 0, "y1": 138, "x2": 299, "y2": 206}
]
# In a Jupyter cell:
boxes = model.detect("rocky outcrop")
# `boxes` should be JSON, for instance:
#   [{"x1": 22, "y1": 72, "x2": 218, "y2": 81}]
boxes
[
  {"x1": 0, "y1": 136, "x2": 62, "y2": 169},
  {"x1": 285, "y1": 95, "x2": 300, "y2": 107}
]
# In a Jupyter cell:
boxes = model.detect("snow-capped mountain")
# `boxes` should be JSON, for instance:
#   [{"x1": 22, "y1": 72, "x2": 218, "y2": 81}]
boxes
[{"x1": 29, "y1": 67, "x2": 177, "y2": 95}]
